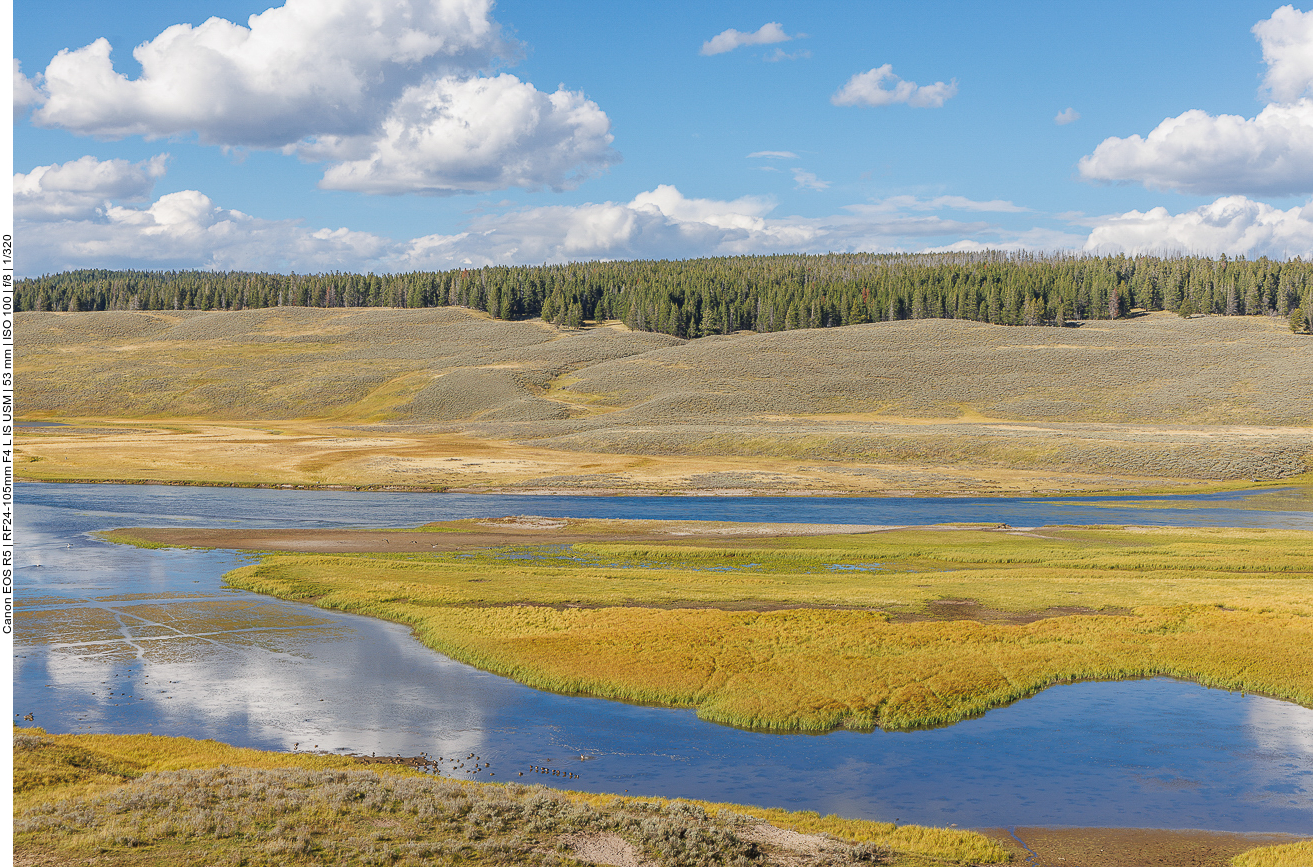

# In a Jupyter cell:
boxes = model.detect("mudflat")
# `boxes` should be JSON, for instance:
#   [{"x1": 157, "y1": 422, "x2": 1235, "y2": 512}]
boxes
[{"x1": 107, "y1": 516, "x2": 901, "y2": 553}]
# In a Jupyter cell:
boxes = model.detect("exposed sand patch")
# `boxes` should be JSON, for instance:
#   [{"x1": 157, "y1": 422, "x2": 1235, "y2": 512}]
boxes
[
  {"x1": 739, "y1": 823, "x2": 831, "y2": 855},
  {"x1": 101, "y1": 518, "x2": 902, "y2": 555},
  {"x1": 561, "y1": 833, "x2": 645, "y2": 867}
]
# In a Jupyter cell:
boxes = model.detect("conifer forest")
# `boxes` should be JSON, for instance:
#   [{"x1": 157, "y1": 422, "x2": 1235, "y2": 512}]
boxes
[{"x1": 18, "y1": 252, "x2": 1313, "y2": 336}]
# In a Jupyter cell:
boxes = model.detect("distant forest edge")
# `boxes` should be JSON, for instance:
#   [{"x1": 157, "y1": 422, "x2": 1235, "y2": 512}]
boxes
[{"x1": 18, "y1": 252, "x2": 1313, "y2": 336}]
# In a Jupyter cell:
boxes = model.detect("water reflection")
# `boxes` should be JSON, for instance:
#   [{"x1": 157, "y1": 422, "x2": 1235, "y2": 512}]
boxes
[{"x1": 13, "y1": 483, "x2": 1313, "y2": 831}]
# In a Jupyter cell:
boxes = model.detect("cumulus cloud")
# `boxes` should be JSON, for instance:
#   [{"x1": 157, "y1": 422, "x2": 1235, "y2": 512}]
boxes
[
  {"x1": 1054, "y1": 107, "x2": 1080, "y2": 125},
  {"x1": 14, "y1": 155, "x2": 168, "y2": 221},
  {"x1": 22, "y1": 189, "x2": 395, "y2": 274},
  {"x1": 863, "y1": 195, "x2": 1029, "y2": 213},
  {"x1": 310, "y1": 74, "x2": 616, "y2": 194},
  {"x1": 19, "y1": 180, "x2": 1052, "y2": 275},
  {"x1": 700, "y1": 22, "x2": 793, "y2": 56},
  {"x1": 1079, "y1": 7, "x2": 1313, "y2": 196},
  {"x1": 21, "y1": 0, "x2": 616, "y2": 196},
  {"x1": 1084, "y1": 195, "x2": 1313, "y2": 258},
  {"x1": 1254, "y1": 5, "x2": 1313, "y2": 102},
  {"x1": 401, "y1": 186, "x2": 1000, "y2": 268},
  {"x1": 30, "y1": 0, "x2": 504, "y2": 146},
  {"x1": 1078, "y1": 100, "x2": 1313, "y2": 196},
  {"x1": 831, "y1": 64, "x2": 957, "y2": 108},
  {"x1": 13, "y1": 60, "x2": 43, "y2": 118}
]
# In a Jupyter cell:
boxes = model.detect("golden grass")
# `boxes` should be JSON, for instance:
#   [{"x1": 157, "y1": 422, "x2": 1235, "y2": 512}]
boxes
[
  {"x1": 17, "y1": 308, "x2": 1313, "y2": 493},
  {"x1": 1231, "y1": 840, "x2": 1313, "y2": 867},
  {"x1": 19, "y1": 417, "x2": 1241, "y2": 497},
  {"x1": 13, "y1": 728, "x2": 1009, "y2": 866},
  {"x1": 214, "y1": 525, "x2": 1313, "y2": 731}
]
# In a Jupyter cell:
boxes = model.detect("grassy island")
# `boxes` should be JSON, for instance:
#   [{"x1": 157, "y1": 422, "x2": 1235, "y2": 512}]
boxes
[{"x1": 109, "y1": 520, "x2": 1313, "y2": 733}]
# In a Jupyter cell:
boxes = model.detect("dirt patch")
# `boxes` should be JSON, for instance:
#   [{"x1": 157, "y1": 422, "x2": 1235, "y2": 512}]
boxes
[
  {"x1": 738, "y1": 823, "x2": 830, "y2": 856},
  {"x1": 982, "y1": 827, "x2": 1309, "y2": 867},
  {"x1": 895, "y1": 599, "x2": 1134, "y2": 625},
  {"x1": 561, "y1": 833, "x2": 645, "y2": 867}
]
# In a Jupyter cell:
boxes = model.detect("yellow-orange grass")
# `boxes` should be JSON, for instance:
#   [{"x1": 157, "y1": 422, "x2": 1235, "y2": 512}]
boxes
[
  {"x1": 13, "y1": 728, "x2": 1009, "y2": 865},
  {"x1": 1231, "y1": 841, "x2": 1313, "y2": 867},
  {"x1": 223, "y1": 526, "x2": 1313, "y2": 731}
]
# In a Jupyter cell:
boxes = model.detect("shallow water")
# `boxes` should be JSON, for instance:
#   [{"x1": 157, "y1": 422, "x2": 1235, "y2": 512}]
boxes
[{"x1": 13, "y1": 483, "x2": 1313, "y2": 831}]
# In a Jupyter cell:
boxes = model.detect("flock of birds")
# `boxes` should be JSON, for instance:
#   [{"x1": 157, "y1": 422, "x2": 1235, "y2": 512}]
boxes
[{"x1": 339, "y1": 747, "x2": 586, "y2": 782}]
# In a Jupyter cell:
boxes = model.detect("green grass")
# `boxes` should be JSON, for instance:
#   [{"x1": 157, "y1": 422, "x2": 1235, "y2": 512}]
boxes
[
  {"x1": 210, "y1": 525, "x2": 1313, "y2": 731},
  {"x1": 13, "y1": 728, "x2": 1009, "y2": 866}
]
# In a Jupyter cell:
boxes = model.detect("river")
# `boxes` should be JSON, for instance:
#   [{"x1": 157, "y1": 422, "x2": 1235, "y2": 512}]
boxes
[{"x1": 13, "y1": 482, "x2": 1313, "y2": 831}]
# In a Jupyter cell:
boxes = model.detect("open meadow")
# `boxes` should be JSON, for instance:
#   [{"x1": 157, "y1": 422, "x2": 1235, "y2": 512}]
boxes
[
  {"x1": 111, "y1": 520, "x2": 1313, "y2": 733},
  {"x1": 16, "y1": 307, "x2": 1313, "y2": 495}
]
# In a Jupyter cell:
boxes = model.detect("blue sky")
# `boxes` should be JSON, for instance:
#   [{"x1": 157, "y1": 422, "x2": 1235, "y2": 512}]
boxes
[{"x1": 13, "y1": 0, "x2": 1313, "y2": 275}]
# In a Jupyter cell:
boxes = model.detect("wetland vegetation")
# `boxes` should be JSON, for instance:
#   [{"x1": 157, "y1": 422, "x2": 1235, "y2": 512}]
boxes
[{"x1": 111, "y1": 521, "x2": 1313, "y2": 732}]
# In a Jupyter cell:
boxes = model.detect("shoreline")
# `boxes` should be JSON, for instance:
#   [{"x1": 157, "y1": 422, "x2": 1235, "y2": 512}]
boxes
[
  {"x1": 13, "y1": 724, "x2": 1310, "y2": 866},
  {"x1": 18, "y1": 472, "x2": 1307, "y2": 500}
]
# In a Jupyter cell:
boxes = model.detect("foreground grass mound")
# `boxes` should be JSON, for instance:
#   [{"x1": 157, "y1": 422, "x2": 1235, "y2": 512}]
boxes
[
  {"x1": 1232, "y1": 840, "x2": 1313, "y2": 867},
  {"x1": 187, "y1": 523, "x2": 1313, "y2": 731},
  {"x1": 13, "y1": 729, "x2": 1008, "y2": 866}
]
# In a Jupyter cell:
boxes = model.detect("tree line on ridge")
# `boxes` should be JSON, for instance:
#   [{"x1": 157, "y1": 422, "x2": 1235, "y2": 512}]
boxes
[{"x1": 17, "y1": 251, "x2": 1313, "y2": 336}]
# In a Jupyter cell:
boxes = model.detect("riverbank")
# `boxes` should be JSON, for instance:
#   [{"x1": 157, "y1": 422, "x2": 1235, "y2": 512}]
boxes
[
  {"x1": 15, "y1": 727, "x2": 1309, "y2": 867},
  {"x1": 106, "y1": 520, "x2": 1313, "y2": 732},
  {"x1": 13, "y1": 727, "x2": 1008, "y2": 866}
]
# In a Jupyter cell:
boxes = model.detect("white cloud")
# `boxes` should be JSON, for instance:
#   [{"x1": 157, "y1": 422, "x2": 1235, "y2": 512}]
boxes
[
  {"x1": 401, "y1": 187, "x2": 998, "y2": 268},
  {"x1": 748, "y1": 151, "x2": 798, "y2": 159},
  {"x1": 700, "y1": 22, "x2": 793, "y2": 56},
  {"x1": 1078, "y1": 7, "x2": 1313, "y2": 196},
  {"x1": 862, "y1": 195, "x2": 1029, "y2": 213},
  {"x1": 764, "y1": 48, "x2": 810, "y2": 62},
  {"x1": 922, "y1": 227, "x2": 1090, "y2": 254},
  {"x1": 1078, "y1": 100, "x2": 1313, "y2": 196},
  {"x1": 13, "y1": 60, "x2": 43, "y2": 118},
  {"x1": 21, "y1": 0, "x2": 616, "y2": 197},
  {"x1": 1084, "y1": 195, "x2": 1313, "y2": 258},
  {"x1": 18, "y1": 180, "x2": 1044, "y2": 275},
  {"x1": 831, "y1": 64, "x2": 957, "y2": 108},
  {"x1": 22, "y1": 189, "x2": 395, "y2": 274},
  {"x1": 791, "y1": 169, "x2": 830, "y2": 191},
  {"x1": 1054, "y1": 107, "x2": 1080, "y2": 125},
  {"x1": 310, "y1": 74, "x2": 616, "y2": 195},
  {"x1": 31, "y1": 0, "x2": 505, "y2": 147},
  {"x1": 14, "y1": 155, "x2": 168, "y2": 221},
  {"x1": 1254, "y1": 4, "x2": 1313, "y2": 102}
]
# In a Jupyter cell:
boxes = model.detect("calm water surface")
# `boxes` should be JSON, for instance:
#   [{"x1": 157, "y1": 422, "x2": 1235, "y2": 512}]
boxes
[{"x1": 13, "y1": 483, "x2": 1313, "y2": 831}]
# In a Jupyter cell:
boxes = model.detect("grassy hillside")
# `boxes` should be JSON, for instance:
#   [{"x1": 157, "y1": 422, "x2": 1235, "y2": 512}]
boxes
[{"x1": 17, "y1": 308, "x2": 1313, "y2": 494}]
